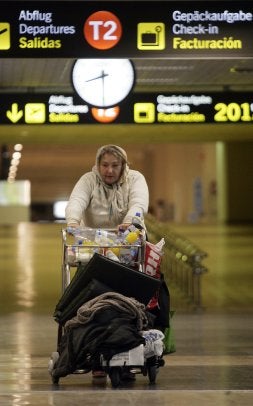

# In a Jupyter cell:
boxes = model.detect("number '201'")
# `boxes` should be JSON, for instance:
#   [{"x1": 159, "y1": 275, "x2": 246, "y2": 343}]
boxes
[{"x1": 214, "y1": 102, "x2": 252, "y2": 122}]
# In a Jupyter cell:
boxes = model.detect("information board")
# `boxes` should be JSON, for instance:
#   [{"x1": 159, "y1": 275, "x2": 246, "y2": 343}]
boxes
[
  {"x1": 0, "y1": 1, "x2": 252, "y2": 58},
  {"x1": 1, "y1": 92, "x2": 253, "y2": 124}
]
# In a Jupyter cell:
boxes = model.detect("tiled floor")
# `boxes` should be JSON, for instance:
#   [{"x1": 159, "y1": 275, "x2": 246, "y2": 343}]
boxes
[{"x1": 0, "y1": 223, "x2": 253, "y2": 405}]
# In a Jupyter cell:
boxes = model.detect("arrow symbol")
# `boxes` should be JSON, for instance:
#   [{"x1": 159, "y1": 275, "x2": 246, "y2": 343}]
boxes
[{"x1": 6, "y1": 103, "x2": 23, "y2": 123}]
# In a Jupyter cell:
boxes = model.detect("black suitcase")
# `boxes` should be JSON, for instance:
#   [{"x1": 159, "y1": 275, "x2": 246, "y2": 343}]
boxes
[{"x1": 54, "y1": 253, "x2": 161, "y2": 323}]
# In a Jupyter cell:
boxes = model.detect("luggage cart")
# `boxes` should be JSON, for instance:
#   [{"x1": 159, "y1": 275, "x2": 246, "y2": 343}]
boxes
[
  {"x1": 61, "y1": 227, "x2": 145, "y2": 292},
  {"x1": 49, "y1": 228, "x2": 165, "y2": 387}
]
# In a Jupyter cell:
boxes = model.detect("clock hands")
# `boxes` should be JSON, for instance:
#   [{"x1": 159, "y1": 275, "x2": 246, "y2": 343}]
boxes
[
  {"x1": 85, "y1": 70, "x2": 109, "y2": 106},
  {"x1": 85, "y1": 70, "x2": 109, "y2": 83}
]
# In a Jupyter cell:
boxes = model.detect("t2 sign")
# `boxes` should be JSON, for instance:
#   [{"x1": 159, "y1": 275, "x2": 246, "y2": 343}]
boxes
[{"x1": 83, "y1": 11, "x2": 122, "y2": 50}]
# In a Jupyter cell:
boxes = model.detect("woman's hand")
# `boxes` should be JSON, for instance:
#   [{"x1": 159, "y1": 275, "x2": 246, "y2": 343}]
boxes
[
  {"x1": 66, "y1": 223, "x2": 80, "y2": 235},
  {"x1": 67, "y1": 223, "x2": 79, "y2": 228},
  {"x1": 117, "y1": 223, "x2": 131, "y2": 231}
]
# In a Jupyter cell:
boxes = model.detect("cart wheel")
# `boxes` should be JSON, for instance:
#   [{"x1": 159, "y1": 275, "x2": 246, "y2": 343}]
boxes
[
  {"x1": 147, "y1": 365, "x2": 157, "y2": 384},
  {"x1": 51, "y1": 375, "x2": 59, "y2": 385},
  {"x1": 109, "y1": 367, "x2": 121, "y2": 388},
  {"x1": 48, "y1": 352, "x2": 60, "y2": 385},
  {"x1": 142, "y1": 364, "x2": 148, "y2": 377},
  {"x1": 158, "y1": 357, "x2": 165, "y2": 367}
]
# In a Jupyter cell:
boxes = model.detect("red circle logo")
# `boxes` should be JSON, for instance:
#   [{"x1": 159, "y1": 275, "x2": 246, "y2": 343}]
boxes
[
  {"x1": 84, "y1": 11, "x2": 122, "y2": 50},
  {"x1": 91, "y1": 106, "x2": 120, "y2": 123}
]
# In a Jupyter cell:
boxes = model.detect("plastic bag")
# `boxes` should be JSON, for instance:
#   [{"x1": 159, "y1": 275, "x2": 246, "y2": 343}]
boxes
[
  {"x1": 163, "y1": 311, "x2": 176, "y2": 354},
  {"x1": 144, "y1": 238, "x2": 165, "y2": 278}
]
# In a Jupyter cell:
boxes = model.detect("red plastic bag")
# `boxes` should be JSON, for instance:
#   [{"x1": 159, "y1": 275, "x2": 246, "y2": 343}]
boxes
[
  {"x1": 144, "y1": 240, "x2": 164, "y2": 278},
  {"x1": 144, "y1": 239, "x2": 165, "y2": 309}
]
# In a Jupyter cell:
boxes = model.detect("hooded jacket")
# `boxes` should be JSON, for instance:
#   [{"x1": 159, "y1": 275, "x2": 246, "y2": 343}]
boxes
[{"x1": 65, "y1": 145, "x2": 149, "y2": 228}]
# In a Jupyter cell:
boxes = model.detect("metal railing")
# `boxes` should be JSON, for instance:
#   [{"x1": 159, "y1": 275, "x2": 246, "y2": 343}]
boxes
[{"x1": 145, "y1": 214, "x2": 208, "y2": 309}]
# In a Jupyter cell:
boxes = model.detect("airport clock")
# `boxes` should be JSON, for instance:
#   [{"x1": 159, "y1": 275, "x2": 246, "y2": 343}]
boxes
[{"x1": 72, "y1": 59, "x2": 135, "y2": 107}]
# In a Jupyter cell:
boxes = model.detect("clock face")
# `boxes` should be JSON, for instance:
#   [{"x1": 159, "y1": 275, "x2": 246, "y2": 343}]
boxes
[{"x1": 72, "y1": 59, "x2": 135, "y2": 108}]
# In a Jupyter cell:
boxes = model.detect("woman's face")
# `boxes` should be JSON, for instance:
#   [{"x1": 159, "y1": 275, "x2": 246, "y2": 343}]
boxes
[{"x1": 99, "y1": 153, "x2": 123, "y2": 185}]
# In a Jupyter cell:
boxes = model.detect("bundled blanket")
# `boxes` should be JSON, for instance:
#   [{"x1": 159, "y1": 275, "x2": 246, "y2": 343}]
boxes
[
  {"x1": 52, "y1": 292, "x2": 150, "y2": 379},
  {"x1": 65, "y1": 291, "x2": 149, "y2": 331}
]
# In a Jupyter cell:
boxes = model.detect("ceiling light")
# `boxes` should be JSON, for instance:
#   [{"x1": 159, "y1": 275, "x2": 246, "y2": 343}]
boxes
[
  {"x1": 13, "y1": 151, "x2": 22, "y2": 160},
  {"x1": 14, "y1": 144, "x2": 23, "y2": 151}
]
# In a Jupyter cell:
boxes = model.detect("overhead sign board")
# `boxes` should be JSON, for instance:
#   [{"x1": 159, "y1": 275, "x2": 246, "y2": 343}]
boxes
[
  {"x1": 1, "y1": 92, "x2": 253, "y2": 125},
  {"x1": 0, "y1": 1, "x2": 252, "y2": 58}
]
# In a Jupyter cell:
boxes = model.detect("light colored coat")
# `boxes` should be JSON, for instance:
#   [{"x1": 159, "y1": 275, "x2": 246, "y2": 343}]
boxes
[{"x1": 65, "y1": 166, "x2": 149, "y2": 228}]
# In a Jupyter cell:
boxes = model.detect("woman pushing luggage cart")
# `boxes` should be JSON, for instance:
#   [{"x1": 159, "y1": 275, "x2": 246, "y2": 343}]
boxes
[{"x1": 48, "y1": 145, "x2": 169, "y2": 386}]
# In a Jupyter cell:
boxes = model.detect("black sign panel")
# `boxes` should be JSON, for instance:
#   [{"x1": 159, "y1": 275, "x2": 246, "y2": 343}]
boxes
[
  {"x1": 1, "y1": 92, "x2": 253, "y2": 125},
  {"x1": 0, "y1": 1, "x2": 252, "y2": 58}
]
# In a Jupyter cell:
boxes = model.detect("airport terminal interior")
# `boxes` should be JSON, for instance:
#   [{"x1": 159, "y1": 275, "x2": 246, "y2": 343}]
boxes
[
  {"x1": 1, "y1": 221, "x2": 253, "y2": 405},
  {"x1": 1, "y1": 0, "x2": 253, "y2": 405}
]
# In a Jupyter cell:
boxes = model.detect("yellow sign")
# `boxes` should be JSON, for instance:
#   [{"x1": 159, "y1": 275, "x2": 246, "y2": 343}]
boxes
[
  {"x1": 25, "y1": 103, "x2": 46, "y2": 123},
  {"x1": 134, "y1": 103, "x2": 155, "y2": 123},
  {"x1": 137, "y1": 23, "x2": 165, "y2": 50},
  {"x1": 0, "y1": 22, "x2": 10, "y2": 50},
  {"x1": 6, "y1": 103, "x2": 23, "y2": 123}
]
